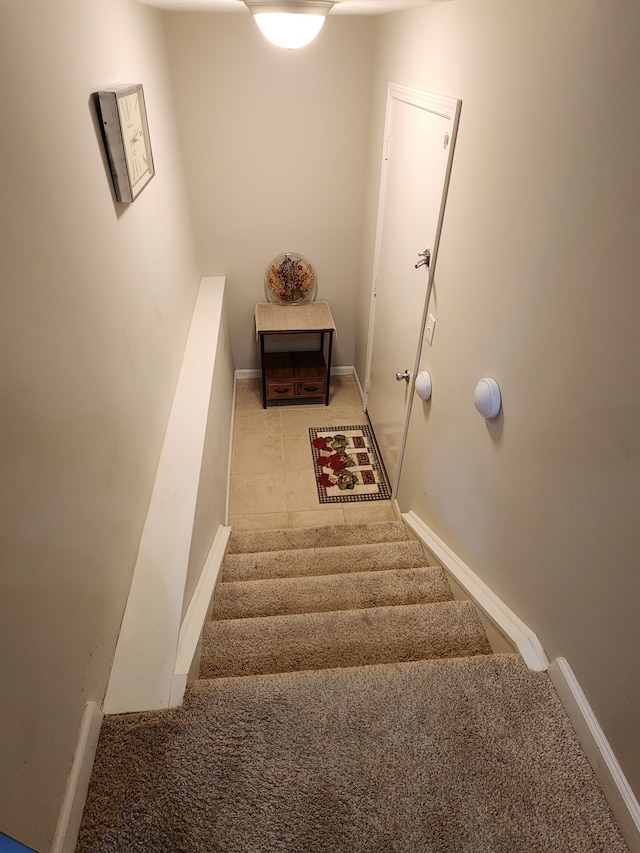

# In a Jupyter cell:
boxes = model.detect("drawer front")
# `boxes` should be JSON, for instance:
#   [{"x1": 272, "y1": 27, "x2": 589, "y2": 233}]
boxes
[
  {"x1": 295, "y1": 380, "x2": 326, "y2": 398},
  {"x1": 267, "y1": 382, "x2": 295, "y2": 400}
]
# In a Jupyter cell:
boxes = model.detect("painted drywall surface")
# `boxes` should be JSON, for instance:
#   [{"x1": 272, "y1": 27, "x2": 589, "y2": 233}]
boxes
[
  {"x1": 163, "y1": 13, "x2": 374, "y2": 370},
  {"x1": 184, "y1": 291, "x2": 235, "y2": 618},
  {"x1": 360, "y1": 0, "x2": 640, "y2": 795},
  {"x1": 0, "y1": 0, "x2": 200, "y2": 848},
  {"x1": 103, "y1": 277, "x2": 233, "y2": 714}
]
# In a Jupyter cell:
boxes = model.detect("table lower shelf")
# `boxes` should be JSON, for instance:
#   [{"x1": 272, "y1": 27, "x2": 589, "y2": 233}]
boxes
[{"x1": 263, "y1": 351, "x2": 327, "y2": 402}]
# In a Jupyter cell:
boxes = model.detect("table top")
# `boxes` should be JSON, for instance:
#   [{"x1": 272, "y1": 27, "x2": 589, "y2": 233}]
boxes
[{"x1": 255, "y1": 301, "x2": 335, "y2": 335}]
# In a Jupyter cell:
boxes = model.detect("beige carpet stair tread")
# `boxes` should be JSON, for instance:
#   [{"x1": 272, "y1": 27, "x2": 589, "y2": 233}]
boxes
[
  {"x1": 78, "y1": 516, "x2": 631, "y2": 853},
  {"x1": 78, "y1": 654, "x2": 629, "y2": 853},
  {"x1": 222, "y1": 539, "x2": 428, "y2": 582},
  {"x1": 200, "y1": 600, "x2": 492, "y2": 678},
  {"x1": 212, "y1": 565, "x2": 453, "y2": 620},
  {"x1": 227, "y1": 520, "x2": 409, "y2": 554}
]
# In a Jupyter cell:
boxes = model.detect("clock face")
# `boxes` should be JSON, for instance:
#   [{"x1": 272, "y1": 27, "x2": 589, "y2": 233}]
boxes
[{"x1": 117, "y1": 88, "x2": 152, "y2": 197}]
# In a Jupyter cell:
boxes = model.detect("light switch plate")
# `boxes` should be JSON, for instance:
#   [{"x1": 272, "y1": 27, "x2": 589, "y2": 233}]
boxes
[{"x1": 425, "y1": 313, "x2": 436, "y2": 345}]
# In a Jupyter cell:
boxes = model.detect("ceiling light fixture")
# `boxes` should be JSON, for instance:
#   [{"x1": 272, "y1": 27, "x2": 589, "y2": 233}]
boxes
[{"x1": 244, "y1": 0, "x2": 335, "y2": 49}]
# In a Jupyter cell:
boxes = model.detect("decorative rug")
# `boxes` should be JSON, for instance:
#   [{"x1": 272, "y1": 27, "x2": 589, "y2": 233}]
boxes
[{"x1": 309, "y1": 425, "x2": 391, "y2": 503}]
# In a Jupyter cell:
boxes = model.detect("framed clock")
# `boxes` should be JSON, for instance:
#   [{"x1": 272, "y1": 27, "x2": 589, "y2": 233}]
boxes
[{"x1": 95, "y1": 84, "x2": 155, "y2": 203}]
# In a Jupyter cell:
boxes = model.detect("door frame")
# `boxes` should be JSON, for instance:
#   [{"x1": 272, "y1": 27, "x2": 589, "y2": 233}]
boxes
[{"x1": 364, "y1": 83, "x2": 461, "y2": 497}]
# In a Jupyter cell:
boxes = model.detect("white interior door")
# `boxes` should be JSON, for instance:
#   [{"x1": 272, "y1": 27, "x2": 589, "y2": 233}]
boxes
[{"x1": 366, "y1": 86, "x2": 460, "y2": 493}]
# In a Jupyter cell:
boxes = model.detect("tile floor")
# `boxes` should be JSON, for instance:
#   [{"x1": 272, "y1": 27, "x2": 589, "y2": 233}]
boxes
[{"x1": 229, "y1": 375, "x2": 397, "y2": 530}]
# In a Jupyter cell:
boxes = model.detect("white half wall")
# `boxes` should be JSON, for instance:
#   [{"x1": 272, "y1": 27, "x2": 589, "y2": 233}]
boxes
[{"x1": 104, "y1": 277, "x2": 234, "y2": 713}]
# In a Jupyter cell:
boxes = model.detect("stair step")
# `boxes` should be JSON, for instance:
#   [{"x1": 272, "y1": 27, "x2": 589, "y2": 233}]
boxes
[
  {"x1": 200, "y1": 600, "x2": 492, "y2": 679},
  {"x1": 212, "y1": 565, "x2": 453, "y2": 619},
  {"x1": 226, "y1": 520, "x2": 409, "y2": 554},
  {"x1": 80, "y1": 653, "x2": 629, "y2": 853},
  {"x1": 222, "y1": 540, "x2": 428, "y2": 583}
]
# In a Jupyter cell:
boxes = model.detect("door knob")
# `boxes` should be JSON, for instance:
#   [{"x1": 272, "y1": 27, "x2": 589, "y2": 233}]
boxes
[{"x1": 395, "y1": 370, "x2": 410, "y2": 383}]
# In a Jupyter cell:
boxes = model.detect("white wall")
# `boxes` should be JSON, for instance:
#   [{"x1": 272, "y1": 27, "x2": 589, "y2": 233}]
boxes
[
  {"x1": 184, "y1": 293, "x2": 235, "y2": 617},
  {"x1": 0, "y1": 0, "x2": 201, "y2": 848},
  {"x1": 163, "y1": 12, "x2": 374, "y2": 370},
  {"x1": 357, "y1": 0, "x2": 640, "y2": 797}
]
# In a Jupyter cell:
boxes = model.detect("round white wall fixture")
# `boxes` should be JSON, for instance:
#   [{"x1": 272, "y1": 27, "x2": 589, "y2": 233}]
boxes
[
  {"x1": 474, "y1": 377, "x2": 501, "y2": 419},
  {"x1": 415, "y1": 371, "x2": 432, "y2": 401}
]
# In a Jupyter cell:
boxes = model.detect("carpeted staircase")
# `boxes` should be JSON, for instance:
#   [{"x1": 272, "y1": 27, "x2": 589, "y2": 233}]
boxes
[{"x1": 78, "y1": 520, "x2": 629, "y2": 852}]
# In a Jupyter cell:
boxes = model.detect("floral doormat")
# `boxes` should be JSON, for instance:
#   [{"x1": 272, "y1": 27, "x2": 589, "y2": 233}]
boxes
[{"x1": 309, "y1": 425, "x2": 391, "y2": 503}]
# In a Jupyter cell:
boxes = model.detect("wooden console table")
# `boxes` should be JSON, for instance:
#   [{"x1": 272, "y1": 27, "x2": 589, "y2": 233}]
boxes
[{"x1": 255, "y1": 301, "x2": 336, "y2": 408}]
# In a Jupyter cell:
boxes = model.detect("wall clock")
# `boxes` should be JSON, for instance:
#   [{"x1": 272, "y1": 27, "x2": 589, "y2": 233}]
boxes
[{"x1": 95, "y1": 84, "x2": 155, "y2": 203}]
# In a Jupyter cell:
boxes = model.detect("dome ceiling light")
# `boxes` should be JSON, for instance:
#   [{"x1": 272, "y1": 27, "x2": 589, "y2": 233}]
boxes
[{"x1": 244, "y1": 0, "x2": 335, "y2": 48}]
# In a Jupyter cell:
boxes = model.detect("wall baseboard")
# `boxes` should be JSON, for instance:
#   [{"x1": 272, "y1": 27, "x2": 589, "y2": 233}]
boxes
[
  {"x1": 235, "y1": 368, "x2": 261, "y2": 379},
  {"x1": 51, "y1": 702, "x2": 103, "y2": 853},
  {"x1": 549, "y1": 658, "x2": 640, "y2": 852},
  {"x1": 401, "y1": 510, "x2": 638, "y2": 847},
  {"x1": 331, "y1": 365, "x2": 356, "y2": 377},
  {"x1": 352, "y1": 368, "x2": 365, "y2": 404},
  {"x1": 401, "y1": 511, "x2": 549, "y2": 671},
  {"x1": 392, "y1": 498, "x2": 402, "y2": 521},
  {"x1": 235, "y1": 365, "x2": 356, "y2": 382}
]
